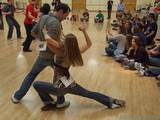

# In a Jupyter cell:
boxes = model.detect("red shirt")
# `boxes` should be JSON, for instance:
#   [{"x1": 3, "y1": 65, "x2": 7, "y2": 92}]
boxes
[
  {"x1": 24, "y1": 3, "x2": 37, "y2": 24},
  {"x1": 154, "y1": 7, "x2": 160, "y2": 13}
]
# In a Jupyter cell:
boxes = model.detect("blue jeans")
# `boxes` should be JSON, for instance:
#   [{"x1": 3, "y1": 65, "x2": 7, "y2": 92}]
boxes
[
  {"x1": 108, "y1": 38, "x2": 118, "y2": 45},
  {"x1": 145, "y1": 67, "x2": 160, "y2": 76},
  {"x1": 14, "y1": 56, "x2": 65, "y2": 104},
  {"x1": 149, "y1": 56, "x2": 160, "y2": 67},
  {"x1": 33, "y1": 81, "x2": 112, "y2": 108},
  {"x1": 6, "y1": 17, "x2": 21, "y2": 39},
  {"x1": 115, "y1": 54, "x2": 127, "y2": 62},
  {"x1": 105, "y1": 42, "x2": 117, "y2": 56}
]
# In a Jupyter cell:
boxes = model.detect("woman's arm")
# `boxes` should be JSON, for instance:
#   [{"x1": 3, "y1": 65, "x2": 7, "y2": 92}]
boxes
[
  {"x1": 45, "y1": 34, "x2": 60, "y2": 49},
  {"x1": 79, "y1": 25, "x2": 92, "y2": 53},
  {"x1": 43, "y1": 29, "x2": 61, "y2": 54},
  {"x1": 126, "y1": 46, "x2": 134, "y2": 56}
]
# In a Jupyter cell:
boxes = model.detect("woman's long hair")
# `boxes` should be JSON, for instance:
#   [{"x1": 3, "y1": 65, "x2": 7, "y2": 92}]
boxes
[
  {"x1": 64, "y1": 33, "x2": 84, "y2": 67},
  {"x1": 132, "y1": 36, "x2": 141, "y2": 46}
]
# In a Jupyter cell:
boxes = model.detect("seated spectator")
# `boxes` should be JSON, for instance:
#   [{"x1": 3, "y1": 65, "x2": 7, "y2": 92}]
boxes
[
  {"x1": 80, "y1": 9, "x2": 89, "y2": 22},
  {"x1": 115, "y1": 34, "x2": 132, "y2": 62},
  {"x1": 105, "y1": 25, "x2": 126, "y2": 56},
  {"x1": 124, "y1": 20, "x2": 132, "y2": 34},
  {"x1": 141, "y1": 15, "x2": 150, "y2": 32},
  {"x1": 144, "y1": 13, "x2": 158, "y2": 45},
  {"x1": 148, "y1": 45, "x2": 160, "y2": 67},
  {"x1": 112, "y1": 12, "x2": 126, "y2": 30},
  {"x1": 94, "y1": 10, "x2": 104, "y2": 23},
  {"x1": 126, "y1": 10, "x2": 132, "y2": 20},
  {"x1": 111, "y1": 11, "x2": 125, "y2": 28},
  {"x1": 132, "y1": 25, "x2": 147, "y2": 46},
  {"x1": 122, "y1": 36, "x2": 149, "y2": 70},
  {"x1": 131, "y1": 14, "x2": 141, "y2": 26}
]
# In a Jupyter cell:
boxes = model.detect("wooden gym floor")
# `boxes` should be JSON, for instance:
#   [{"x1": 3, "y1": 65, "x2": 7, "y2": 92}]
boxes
[{"x1": 0, "y1": 12, "x2": 160, "y2": 120}]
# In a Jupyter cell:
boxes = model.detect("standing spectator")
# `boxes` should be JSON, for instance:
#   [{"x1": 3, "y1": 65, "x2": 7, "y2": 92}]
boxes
[
  {"x1": 2, "y1": 0, "x2": 22, "y2": 40},
  {"x1": 107, "y1": 0, "x2": 113, "y2": 19},
  {"x1": 22, "y1": 0, "x2": 38, "y2": 52},
  {"x1": 117, "y1": 0, "x2": 125, "y2": 13},
  {"x1": 0, "y1": 2, "x2": 4, "y2": 30}
]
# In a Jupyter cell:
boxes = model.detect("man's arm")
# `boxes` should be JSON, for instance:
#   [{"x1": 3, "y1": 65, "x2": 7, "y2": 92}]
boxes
[{"x1": 31, "y1": 23, "x2": 38, "y2": 38}]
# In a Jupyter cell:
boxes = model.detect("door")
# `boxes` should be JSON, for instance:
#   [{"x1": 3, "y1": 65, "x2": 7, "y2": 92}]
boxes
[
  {"x1": 123, "y1": 0, "x2": 137, "y2": 11},
  {"x1": 72, "y1": 0, "x2": 86, "y2": 10}
]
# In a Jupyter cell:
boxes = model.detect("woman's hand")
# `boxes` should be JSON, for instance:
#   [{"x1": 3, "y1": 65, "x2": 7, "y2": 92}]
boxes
[
  {"x1": 43, "y1": 27, "x2": 50, "y2": 39},
  {"x1": 129, "y1": 46, "x2": 135, "y2": 50},
  {"x1": 79, "y1": 24, "x2": 86, "y2": 32}
]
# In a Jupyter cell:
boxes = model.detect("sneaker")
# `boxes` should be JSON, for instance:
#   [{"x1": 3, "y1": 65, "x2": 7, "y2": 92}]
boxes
[
  {"x1": 11, "y1": 94, "x2": 20, "y2": 104},
  {"x1": 110, "y1": 99, "x2": 126, "y2": 109},
  {"x1": 56, "y1": 101, "x2": 70, "y2": 109},
  {"x1": 134, "y1": 62, "x2": 142, "y2": 70},
  {"x1": 138, "y1": 68, "x2": 145, "y2": 76},
  {"x1": 41, "y1": 103, "x2": 56, "y2": 111}
]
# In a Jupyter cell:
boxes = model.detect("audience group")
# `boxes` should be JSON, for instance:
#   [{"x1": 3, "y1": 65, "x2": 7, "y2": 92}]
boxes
[{"x1": 104, "y1": 9, "x2": 160, "y2": 86}]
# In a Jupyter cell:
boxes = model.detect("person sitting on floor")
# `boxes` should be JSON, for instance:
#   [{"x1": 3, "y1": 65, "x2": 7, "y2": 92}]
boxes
[
  {"x1": 148, "y1": 45, "x2": 160, "y2": 67},
  {"x1": 144, "y1": 13, "x2": 158, "y2": 45},
  {"x1": 105, "y1": 25, "x2": 127, "y2": 56},
  {"x1": 80, "y1": 9, "x2": 89, "y2": 22},
  {"x1": 122, "y1": 36, "x2": 149, "y2": 70},
  {"x1": 94, "y1": 10, "x2": 104, "y2": 23},
  {"x1": 132, "y1": 25, "x2": 147, "y2": 47},
  {"x1": 115, "y1": 34, "x2": 132, "y2": 62}
]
